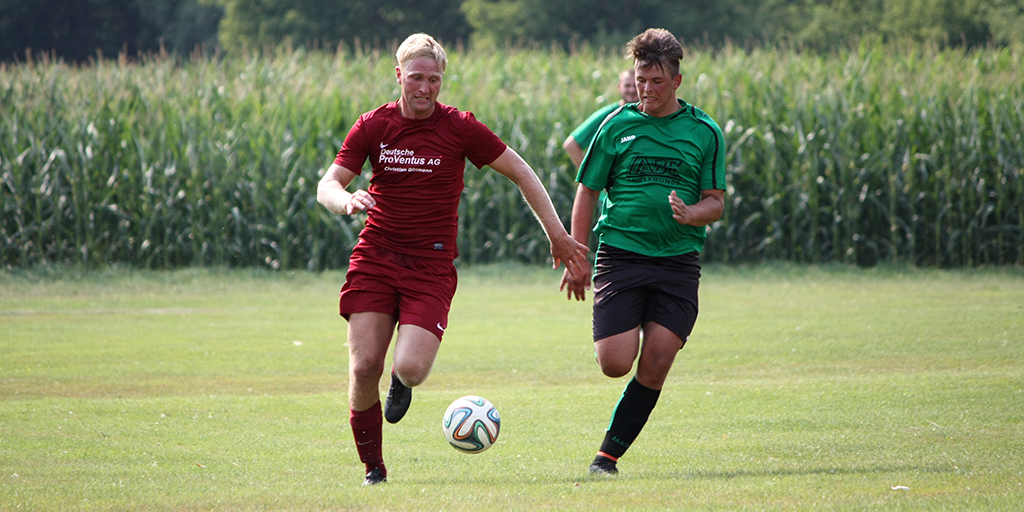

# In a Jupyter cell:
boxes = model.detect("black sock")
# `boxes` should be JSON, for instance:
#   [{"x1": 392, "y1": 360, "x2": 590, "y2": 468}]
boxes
[{"x1": 598, "y1": 377, "x2": 660, "y2": 459}]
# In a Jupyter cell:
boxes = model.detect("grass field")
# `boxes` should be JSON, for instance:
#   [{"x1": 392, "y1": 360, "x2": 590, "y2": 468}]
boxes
[{"x1": 1, "y1": 263, "x2": 1022, "y2": 510}]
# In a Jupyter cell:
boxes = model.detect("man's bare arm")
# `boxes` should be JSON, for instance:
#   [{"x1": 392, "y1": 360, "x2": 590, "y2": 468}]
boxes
[
  {"x1": 488, "y1": 147, "x2": 588, "y2": 278},
  {"x1": 669, "y1": 189, "x2": 725, "y2": 227},
  {"x1": 317, "y1": 163, "x2": 375, "y2": 215},
  {"x1": 562, "y1": 136, "x2": 585, "y2": 169}
]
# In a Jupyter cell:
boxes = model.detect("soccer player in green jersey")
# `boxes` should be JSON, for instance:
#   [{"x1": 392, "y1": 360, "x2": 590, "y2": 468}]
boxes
[
  {"x1": 560, "y1": 28, "x2": 726, "y2": 476},
  {"x1": 562, "y1": 69, "x2": 639, "y2": 246},
  {"x1": 562, "y1": 69, "x2": 639, "y2": 169}
]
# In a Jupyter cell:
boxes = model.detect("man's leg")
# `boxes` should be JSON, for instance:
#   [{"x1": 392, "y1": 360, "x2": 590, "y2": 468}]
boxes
[
  {"x1": 384, "y1": 324, "x2": 441, "y2": 423},
  {"x1": 393, "y1": 324, "x2": 442, "y2": 386},
  {"x1": 591, "y1": 323, "x2": 681, "y2": 474},
  {"x1": 633, "y1": 322, "x2": 682, "y2": 390},
  {"x1": 594, "y1": 327, "x2": 641, "y2": 379},
  {"x1": 347, "y1": 311, "x2": 396, "y2": 485}
]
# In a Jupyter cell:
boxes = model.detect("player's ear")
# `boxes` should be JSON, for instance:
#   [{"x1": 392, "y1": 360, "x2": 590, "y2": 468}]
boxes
[{"x1": 395, "y1": 66, "x2": 402, "y2": 83}]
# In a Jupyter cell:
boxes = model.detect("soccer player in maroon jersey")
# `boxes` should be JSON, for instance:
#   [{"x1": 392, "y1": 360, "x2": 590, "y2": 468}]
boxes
[{"x1": 317, "y1": 33, "x2": 588, "y2": 486}]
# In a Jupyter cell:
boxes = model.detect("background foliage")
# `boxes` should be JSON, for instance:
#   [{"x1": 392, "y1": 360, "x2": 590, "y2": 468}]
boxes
[
  {"x1": 2, "y1": 40, "x2": 1021, "y2": 270},
  {"x1": 210, "y1": 0, "x2": 470, "y2": 55},
  {"x1": 2, "y1": 0, "x2": 1024, "y2": 63},
  {"x1": 0, "y1": 0, "x2": 222, "y2": 62}
]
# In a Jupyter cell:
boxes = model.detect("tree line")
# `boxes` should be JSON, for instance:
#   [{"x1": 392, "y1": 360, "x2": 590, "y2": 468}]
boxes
[
  {"x1": 0, "y1": 0, "x2": 221, "y2": 62},
  {"x1": 2, "y1": 0, "x2": 1023, "y2": 63}
]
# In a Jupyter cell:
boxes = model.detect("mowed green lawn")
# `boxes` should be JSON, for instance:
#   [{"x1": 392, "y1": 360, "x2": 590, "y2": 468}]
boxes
[{"x1": 1, "y1": 264, "x2": 1022, "y2": 510}]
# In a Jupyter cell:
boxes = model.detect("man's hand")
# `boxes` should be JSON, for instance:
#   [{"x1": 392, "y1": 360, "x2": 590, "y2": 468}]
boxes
[
  {"x1": 559, "y1": 265, "x2": 591, "y2": 301},
  {"x1": 669, "y1": 190, "x2": 695, "y2": 225},
  {"x1": 669, "y1": 189, "x2": 724, "y2": 227},
  {"x1": 318, "y1": 163, "x2": 368, "y2": 216},
  {"x1": 345, "y1": 189, "x2": 376, "y2": 215},
  {"x1": 550, "y1": 231, "x2": 589, "y2": 282}
]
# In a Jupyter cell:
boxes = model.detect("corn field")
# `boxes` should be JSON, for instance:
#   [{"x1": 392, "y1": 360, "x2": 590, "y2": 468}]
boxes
[{"x1": 1, "y1": 41, "x2": 1021, "y2": 270}]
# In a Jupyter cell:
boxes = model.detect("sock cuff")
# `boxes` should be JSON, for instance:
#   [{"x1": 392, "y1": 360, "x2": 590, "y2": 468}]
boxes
[
  {"x1": 350, "y1": 401, "x2": 382, "y2": 430},
  {"x1": 596, "y1": 451, "x2": 619, "y2": 462},
  {"x1": 625, "y1": 377, "x2": 661, "y2": 403}
]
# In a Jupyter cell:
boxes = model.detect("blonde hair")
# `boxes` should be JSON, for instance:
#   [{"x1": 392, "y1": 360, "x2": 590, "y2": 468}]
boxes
[{"x1": 396, "y1": 33, "x2": 447, "y2": 73}]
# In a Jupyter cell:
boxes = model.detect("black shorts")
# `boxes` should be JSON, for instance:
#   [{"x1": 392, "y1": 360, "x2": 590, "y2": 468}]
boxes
[{"x1": 591, "y1": 244, "x2": 700, "y2": 346}]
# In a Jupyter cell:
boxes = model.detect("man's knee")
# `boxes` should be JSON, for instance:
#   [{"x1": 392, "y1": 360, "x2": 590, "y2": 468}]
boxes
[
  {"x1": 350, "y1": 358, "x2": 385, "y2": 383},
  {"x1": 393, "y1": 359, "x2": 431, "y2": 387},
  {"x1": 392, "y1": 323, "x2": 440, "y2": 387},
  {"x1": 599, "y1": 359, "x2": 633, "y2": 379}
]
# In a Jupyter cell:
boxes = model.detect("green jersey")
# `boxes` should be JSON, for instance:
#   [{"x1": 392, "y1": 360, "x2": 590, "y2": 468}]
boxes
[
  {"x1": 570, "y1": 102, "x2": 620, "y2": 150},
  {"x1": 576, "y1": 99, "x2": 726, "y2": 257}
]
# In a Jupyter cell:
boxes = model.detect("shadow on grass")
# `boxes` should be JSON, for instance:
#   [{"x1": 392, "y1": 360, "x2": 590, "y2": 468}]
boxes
[
  {"x1": 400, "y1": 463, "x2": 959, "y2": 486},
  {"x1": 669, "y1": 463, "x2": 959, "y2": 481}
]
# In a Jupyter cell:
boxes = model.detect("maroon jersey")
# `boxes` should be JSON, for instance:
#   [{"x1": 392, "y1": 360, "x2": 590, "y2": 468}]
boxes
[{"x1": 334, "y1": 102, "x2": 507, "y2": 260}]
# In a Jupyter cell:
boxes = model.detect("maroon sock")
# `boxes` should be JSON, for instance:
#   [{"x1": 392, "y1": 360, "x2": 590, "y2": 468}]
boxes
[{"x1": 350, "y1": 401, "x2": 386, "y2": 476}]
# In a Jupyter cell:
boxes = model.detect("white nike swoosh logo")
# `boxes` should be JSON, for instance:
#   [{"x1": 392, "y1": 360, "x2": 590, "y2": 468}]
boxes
[
  {"x1": 437, "y1": 323, "x2": 445, "y2": 332},
  {"x1": 380, "y1": 142, "x2": 388, "y2": 149}
]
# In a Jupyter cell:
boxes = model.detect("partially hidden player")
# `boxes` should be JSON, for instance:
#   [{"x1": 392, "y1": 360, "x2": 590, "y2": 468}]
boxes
[
  {"x1": 560, "y1": 28, "x2": 726, "y2": 476},
  {"x1": 562, "y1": 68, "x2": 639, "y2": 169},
  {"x1": 317, "y1": 33, "x2": 589, "y2": 486}
]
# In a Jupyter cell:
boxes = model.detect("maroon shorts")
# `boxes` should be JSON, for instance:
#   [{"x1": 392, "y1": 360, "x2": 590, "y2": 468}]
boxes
[{"x1": 338, "y1": 241, "x2": 457, "y2": 341}]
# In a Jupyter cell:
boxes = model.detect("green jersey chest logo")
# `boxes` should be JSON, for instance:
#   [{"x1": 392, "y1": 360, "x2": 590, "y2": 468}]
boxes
[{"x1": 625, "y1": 157, "x2": 685, "y2": 185}]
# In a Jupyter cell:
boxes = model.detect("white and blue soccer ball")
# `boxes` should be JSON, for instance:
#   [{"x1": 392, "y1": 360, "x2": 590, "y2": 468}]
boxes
[{"x1": 441, "y1": 395, "x2": 500, "y2": 453}]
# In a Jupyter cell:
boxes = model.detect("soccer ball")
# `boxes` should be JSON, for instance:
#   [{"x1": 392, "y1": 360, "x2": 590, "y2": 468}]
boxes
[{"x1": 441, "y1": 395, "x2": 500, "y2": 454}]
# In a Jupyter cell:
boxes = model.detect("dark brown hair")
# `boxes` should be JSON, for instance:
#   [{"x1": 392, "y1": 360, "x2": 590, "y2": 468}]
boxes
[{"x1": 626, "y1": 28, "x2": 683, "y2": 76}]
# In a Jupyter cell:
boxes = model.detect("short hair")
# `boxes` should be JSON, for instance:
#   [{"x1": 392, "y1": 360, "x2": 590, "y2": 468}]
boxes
[
  {"x1": 626, "y1": 28, "x2": 683, "y2": 76},
  {"x1": 396, "y1": 33, "x2": 447, "y2": 73}
]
